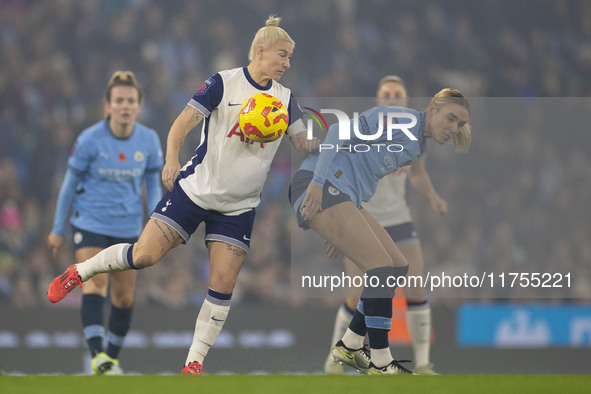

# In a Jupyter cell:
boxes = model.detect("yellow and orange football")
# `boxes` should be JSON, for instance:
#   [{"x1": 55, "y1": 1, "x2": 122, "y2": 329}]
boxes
[{"x1": 239, "y1": 93, "x2": 289, "y2": 143}]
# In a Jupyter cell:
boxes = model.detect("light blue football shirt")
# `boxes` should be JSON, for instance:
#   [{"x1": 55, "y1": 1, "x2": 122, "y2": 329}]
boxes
[
  {"x1": 300, "y1": 106, "x2": 425, "y2": 207},
  {"x1": 58, "y1": 119, "x2": 163, "y2": 237}
]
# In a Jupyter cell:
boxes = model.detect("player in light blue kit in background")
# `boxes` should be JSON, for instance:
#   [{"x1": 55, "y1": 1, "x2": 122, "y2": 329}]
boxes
[
  {"x1": 48, "y1": 71, "x2": 163, "y2": 375},
  {"x1": 290, "y1": 88, "x2": 471, "y2": 375},
  {"x1": 324, "y1": 76, "x2": 446, "y2": 375}
]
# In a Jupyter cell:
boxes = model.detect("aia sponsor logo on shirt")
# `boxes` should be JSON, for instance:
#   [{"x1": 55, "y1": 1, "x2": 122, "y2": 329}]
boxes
[{"x1": 226, "y1": 123, "x2": 265, "y2": 148}]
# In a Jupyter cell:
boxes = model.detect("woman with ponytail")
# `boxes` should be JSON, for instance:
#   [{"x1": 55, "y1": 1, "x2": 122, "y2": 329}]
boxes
[{"x1": 48, "y1": 16, "x2": 318, "y2": 375}]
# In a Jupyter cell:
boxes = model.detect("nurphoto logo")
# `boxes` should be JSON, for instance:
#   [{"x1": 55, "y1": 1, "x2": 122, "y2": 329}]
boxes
[{"x1": 303, "y1": 107, "x2": 417, "y2": 153}]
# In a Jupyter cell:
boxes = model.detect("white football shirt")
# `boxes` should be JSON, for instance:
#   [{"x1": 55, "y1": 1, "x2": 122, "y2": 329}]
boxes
[{"x1": 179, "y1": 67, "x2": 305, "y2": 215}]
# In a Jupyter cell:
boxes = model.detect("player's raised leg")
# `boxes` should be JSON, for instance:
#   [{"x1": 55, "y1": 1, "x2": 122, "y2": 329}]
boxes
[{"x1": 47, "y1": 218, "x2": 183, "y2": 303}]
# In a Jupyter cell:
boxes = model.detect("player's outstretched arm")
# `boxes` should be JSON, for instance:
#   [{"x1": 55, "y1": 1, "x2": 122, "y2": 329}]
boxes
[
  {"x1": 48, "y1": 168, "x2": 82, "y2": 257},
  {"x1": 162, "y1": 105, "x2": 204, "y2": 191},
  {"x1": 289, "y1": 131, "x2": 320, "y2": 159},
  {"x1": 408, "y1": 157, "x2": 447, "y2": 215}
]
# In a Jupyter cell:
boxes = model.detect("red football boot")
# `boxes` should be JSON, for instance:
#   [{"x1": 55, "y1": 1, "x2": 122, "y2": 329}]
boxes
[
  {"x1": 47, "y1": 264, "x2": 82, "y2": 303},
  {"x1": 181, "y1": 361, "x2": 204, "y2": 375}
]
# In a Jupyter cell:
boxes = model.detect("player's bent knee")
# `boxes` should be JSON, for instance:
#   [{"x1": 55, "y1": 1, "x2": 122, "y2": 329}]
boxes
[
  {"x1": 132, "y1": 253, "x2": 158, "y2": 269},
  {"x1": 112, "y1": 294, "x2": 134, "y2": 309}
]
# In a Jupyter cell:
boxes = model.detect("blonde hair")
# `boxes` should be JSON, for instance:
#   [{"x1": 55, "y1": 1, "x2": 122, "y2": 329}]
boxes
[
  {"x1": 248, "y1": 15, "x2": 295, "y2": 61},
  {"x1": 104, "y1": 70, "x2": 143, "y2": 116},
  {"x1": 430, "y1": 88, "x2": 471, "y2": 153}
]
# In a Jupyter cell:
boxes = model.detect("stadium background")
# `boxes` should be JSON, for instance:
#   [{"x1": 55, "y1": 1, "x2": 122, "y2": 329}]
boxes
[{"x1": 0, "y1": 0, "x2": 589, "y2": 374}]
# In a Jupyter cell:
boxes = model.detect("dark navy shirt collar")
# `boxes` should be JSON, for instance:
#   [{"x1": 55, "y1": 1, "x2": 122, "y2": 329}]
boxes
[{"x1": 243, "y1": 67, "x2": 272, "y2": 90}]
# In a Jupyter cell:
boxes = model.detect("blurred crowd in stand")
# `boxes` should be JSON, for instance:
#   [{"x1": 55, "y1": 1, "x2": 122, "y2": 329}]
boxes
[{"x1": 1, "y1": 0, "x2": 590, "y2": 308}]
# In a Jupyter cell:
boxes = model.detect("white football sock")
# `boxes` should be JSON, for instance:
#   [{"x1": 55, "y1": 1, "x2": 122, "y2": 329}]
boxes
[
  {"x1": 406, "y1": 303, "x2": 431, "y2": 367},
  {"x1": 370, "y1": 347, "x2": 393, "y2": 368},
  {"x1": 329, "y1": 304, "x2": 354, "y2": 352},
  {"x1": 76, "y1": 244, "x2": 133, "y2": 281},
  {"x1": 185, "y1": 296, "x2": 230, "y2": 365},
  {"x1": 341, "y1": 328, "x2": 365, "y2": 350}
]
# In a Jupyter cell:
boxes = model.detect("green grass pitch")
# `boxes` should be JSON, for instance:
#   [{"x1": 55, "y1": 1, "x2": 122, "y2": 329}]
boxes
[{"x1": 2, "y1": 374, "x2": 590, "y2": 394}]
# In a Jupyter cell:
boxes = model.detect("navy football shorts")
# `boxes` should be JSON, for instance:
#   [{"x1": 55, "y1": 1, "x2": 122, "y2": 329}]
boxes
[
  {"x1": 71, "y1": 225, "x2": 138, "y2": 251},
  {"x1": 382, "y1": 221, "x2": 419, "y2": 246},
  {"x1": 151, "y1": 181, "x2": 255, "y2": 251},
  {"x1": 289, "y1": 170, "x2": 352, "y2": 229}
]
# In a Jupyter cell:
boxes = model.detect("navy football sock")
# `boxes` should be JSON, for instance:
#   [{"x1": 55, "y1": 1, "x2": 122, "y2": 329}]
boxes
[
  {"x1": 348, "y1": 300, "x2": 368, "y2": 336},
  {"x1": 81, "y1": 294, "x2": 105, "y2": 357},
  {"x1": 106, "y1": 304, "x2": 133, "y2": 359},
  {"x1": 361, "y1": 266, "x2": 409, "y2": 349}
]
